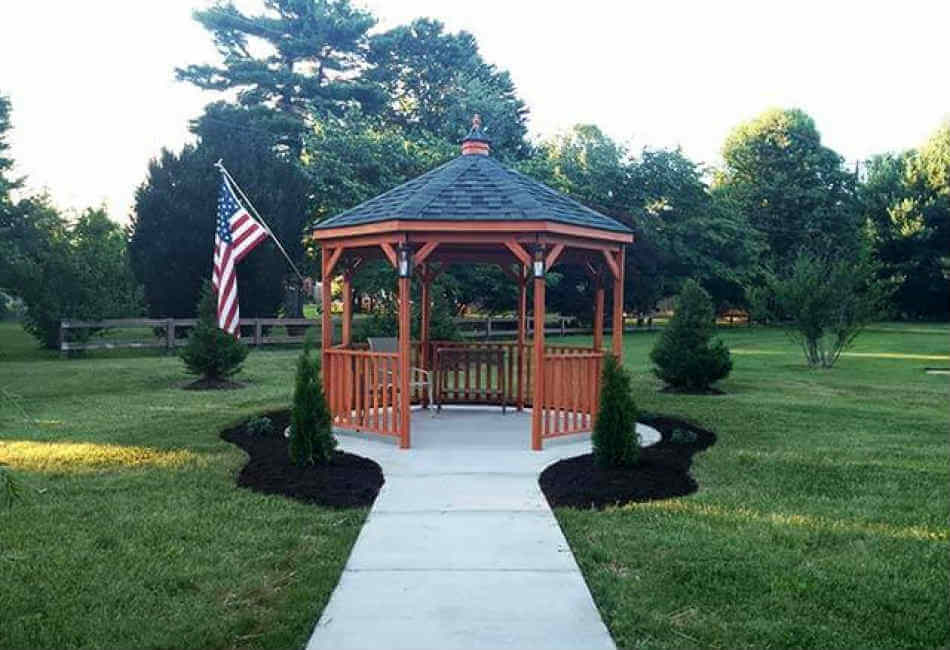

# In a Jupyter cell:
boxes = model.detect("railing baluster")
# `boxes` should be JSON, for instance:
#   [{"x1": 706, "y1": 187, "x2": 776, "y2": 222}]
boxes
[{"x1": 381, "y1": 356, "x2": 389, "y2": 434}]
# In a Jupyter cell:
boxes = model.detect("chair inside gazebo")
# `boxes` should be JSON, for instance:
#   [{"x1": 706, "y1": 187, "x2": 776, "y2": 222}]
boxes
[{"x1": 312, "y1": 115, "x2": 634, "y2": 450}]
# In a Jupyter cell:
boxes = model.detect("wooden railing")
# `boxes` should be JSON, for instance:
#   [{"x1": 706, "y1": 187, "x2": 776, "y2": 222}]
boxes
[
  {"x1": 540, "y1": 348, "x2": 604, "y2": 439},
  {"x1": 413, "y1": 341, "x2": 527, "y2": 407},
  {"x1": 324, "y1": 347, "x2": 401, "y2": 440},
  {"x1": 326, "y1": 340, "x2": 603, "y2": 443}
]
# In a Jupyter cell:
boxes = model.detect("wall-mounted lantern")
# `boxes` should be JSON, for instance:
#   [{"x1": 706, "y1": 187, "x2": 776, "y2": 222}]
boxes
[
  {"x1": 398, "y1": 245, "x2": 411, "y2": 278},
  {"x1": 533, "y1": 247, "x2": 545, "y2": 278}
]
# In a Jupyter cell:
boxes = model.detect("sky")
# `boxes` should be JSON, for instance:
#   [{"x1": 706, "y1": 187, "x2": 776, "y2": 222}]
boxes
[{"x1": 2, "y1": 0, "x2": 948, "y2": 223}]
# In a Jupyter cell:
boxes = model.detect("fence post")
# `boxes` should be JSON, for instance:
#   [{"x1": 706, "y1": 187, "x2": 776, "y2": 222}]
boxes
[
  {"x1": 486, "y1": 316, "x2": 492, "y2": 339},
  {"x1": 560, "y1": 317, "x2": 566, "y2": 337},
  {"x1": 166, "y1": 318, "x2": 174, "y2": 352},
  {"x1": 254, "y1": 318, "x2": 262, "y2": 346},
  {"x1": 60, "y1": 321, "x2": 67, "y2": 358}
]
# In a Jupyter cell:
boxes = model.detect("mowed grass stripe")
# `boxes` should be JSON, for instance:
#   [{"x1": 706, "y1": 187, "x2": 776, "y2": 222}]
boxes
[
  {"x1": 556, "y1": 326, "x2": 948, "y2": 649},
  {"x1": 0, "y1": 323, "x2": 365, "y2": 650}
]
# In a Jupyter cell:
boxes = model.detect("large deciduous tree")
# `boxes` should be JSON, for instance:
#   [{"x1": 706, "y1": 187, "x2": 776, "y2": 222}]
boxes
[
  {"x1": 367, "y1": 18, "x2": 530, "y2": 160},
  {"x1": 861, "y1": 122, "x2": 949, "y2": 320},
  {"x1": 2, "y1": 203, "x2": 142, "y2": 348},
  {"x1": 521, "y1": 125, "x2": 762, "y2": 318},
  {"x1": 716, "y1": 108, "x2": 861, "y2": 265}
]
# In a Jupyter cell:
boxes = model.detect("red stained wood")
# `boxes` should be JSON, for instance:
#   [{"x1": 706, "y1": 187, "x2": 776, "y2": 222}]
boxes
[
  {"x1": 398, "y1": 275, "x2": 411, "y2": 448},
  {"x1": 505, "y1": 240, "x2": 533, "y2": 267},
  {"x1": 312, "y1": 219, "x2": 633, "y2": 244},
  {"x1": 532, "y1": 274, "x2": 546, "y2": 450},
  {"x1": 612, "y1": 247, "x2": 625, "y2": 363},
  {"x1": 380, "y1": 242, "x2": 398, "y2": 268}
]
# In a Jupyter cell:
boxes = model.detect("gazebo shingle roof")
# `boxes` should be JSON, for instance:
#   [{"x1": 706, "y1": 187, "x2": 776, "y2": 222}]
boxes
[{"x1": 312, "y1": 152, "x2": 633, "y2": 234}]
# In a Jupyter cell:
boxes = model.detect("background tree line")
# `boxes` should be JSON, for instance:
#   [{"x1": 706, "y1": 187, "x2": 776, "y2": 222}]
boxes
[{"x1": 1, "y1": 0, "x2": 947, "y2": 349}]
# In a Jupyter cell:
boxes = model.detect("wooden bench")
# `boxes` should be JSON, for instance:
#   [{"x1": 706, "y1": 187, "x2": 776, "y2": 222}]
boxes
[{"x1": 434, "y1": 346, "x2": 507, "y2": 413}]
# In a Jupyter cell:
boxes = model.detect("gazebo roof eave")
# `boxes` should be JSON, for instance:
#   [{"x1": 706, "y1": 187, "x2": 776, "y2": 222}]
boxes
[{"x1": 309, "y1": 217, "x2": 634, "y2": 246}]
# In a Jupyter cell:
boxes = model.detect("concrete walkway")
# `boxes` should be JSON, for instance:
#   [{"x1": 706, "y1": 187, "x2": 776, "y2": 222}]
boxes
[{"x1": 307, "y1": 407, "x2": 660, "y2": 650}]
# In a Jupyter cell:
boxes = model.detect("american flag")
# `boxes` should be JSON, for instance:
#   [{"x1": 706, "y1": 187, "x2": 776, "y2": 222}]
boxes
[{"x1": 212, "y1": 177, "x2": 269, "y2": 335}]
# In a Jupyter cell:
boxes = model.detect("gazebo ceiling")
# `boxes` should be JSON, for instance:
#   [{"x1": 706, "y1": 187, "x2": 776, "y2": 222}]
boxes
[{"x1": 311, "y1": 116, "x2": 633, "y2": 243}]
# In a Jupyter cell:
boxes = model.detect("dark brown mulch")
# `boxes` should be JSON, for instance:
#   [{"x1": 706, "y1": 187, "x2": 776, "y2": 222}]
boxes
[
  {"x1": 220, "y1": 410, "x2": 384, "y2": 509},
  {"x1": 183, "y1": 378, "x2": 245, "y2": 390},
  {"x1": 539, "y1": 416, "x2": 717, "y2": 510},
  {"x1": 659, "y1": 385, "x2": 725, "y2": 395}
]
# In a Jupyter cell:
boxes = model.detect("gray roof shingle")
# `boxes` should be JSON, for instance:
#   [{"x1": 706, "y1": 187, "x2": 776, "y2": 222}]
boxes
[{"x1": 313, "y1": 154, "x2": 633, "y2": 234}]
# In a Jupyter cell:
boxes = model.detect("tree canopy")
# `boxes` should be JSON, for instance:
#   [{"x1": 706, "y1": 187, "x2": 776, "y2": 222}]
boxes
[
  {"x1": 861, "y1": 121, "x2": 950, "y2": 319},
  {"x1": 129, "y1": 117, "x2": 313, "y2": 318},
  {"x1": 176, "y1": 0, "x2": 383, "y2": 128},
  {"x1": 367, "y1": 18, "x2": 529, "y2": 160},
  {"x1": 716, "y1": 108, "x2": 861, "y2": 265}
]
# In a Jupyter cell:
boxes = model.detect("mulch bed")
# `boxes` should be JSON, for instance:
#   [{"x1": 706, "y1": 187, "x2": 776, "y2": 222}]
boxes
[
  {"x1": 659, "y1": 385, "x2": 725, "y2": 395},
  {"x1": 220, "y1": 410, "x2": 384, "y2": 508},
  {"x1": 183, "y1": 378, "x2": 245, "y2": 390},
  {"x1": 539, "y1": 416, "x2": 717, "y2": 509}
]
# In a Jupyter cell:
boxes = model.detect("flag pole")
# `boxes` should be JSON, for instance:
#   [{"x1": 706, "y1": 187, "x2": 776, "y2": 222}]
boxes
[{"x1": 214, "y1": 159, "x2": 307, "y2": 284}]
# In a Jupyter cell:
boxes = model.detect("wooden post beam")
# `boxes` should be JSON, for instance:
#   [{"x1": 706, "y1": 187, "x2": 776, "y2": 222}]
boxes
[
  {"x1": 602, "y1": 248, "x2": 620, "y2": 280},
  {"x1": 413, "y1": 241, "x2": 440, "y2": 265},
  {"x1": 321, "y1": 245, "x2": 334, "y2": 394},
  {"x1": 380, "y1": 242, "x2": 398, "y2": 268},
  {"x1": 504, "y1": 240, "x2": 532, "y2": 267},
  {"x1": 593, "y1": 276, "x2": 605, "y2": 351},
  {"x1": 531, "y1": 247, "x2": 546, "y2": 451},
  {"x1": 398, "y1": 272, "x2": 411, "y2": 448},
  {"x1": 341, "y1": 268, "x2": 353, "y2": 347},
  {"x1": 324, "y1": 247, "x2": 344, "y2": 279},
  {"x1": 612, "y1": 247, "x2": 625, "y2": 362},
  {"x1": 420, "y1": 264, "x2": 432, "y2": 404},
  {"x1": 517, "y1": 265, "x2": 527, "y2": 412},
  {"x1": 545, "y1": 243, "x2": 565, "y2": 270}
]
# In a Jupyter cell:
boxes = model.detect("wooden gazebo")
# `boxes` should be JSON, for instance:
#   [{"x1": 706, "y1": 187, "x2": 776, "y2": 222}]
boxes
[{"x1": 311, "y1": 116, "x2": 633, "y2": 450}]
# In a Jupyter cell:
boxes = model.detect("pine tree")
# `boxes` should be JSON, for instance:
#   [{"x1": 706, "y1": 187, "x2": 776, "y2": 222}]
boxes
[
  {"x1": 650, "y1": 280, "x2": 732, "y2": 391},
  {"x1": 176, "y1": 0, "x2": 383, "y2": 140},
  {"x1": 289, "y1": 336, "x2": 336, "y2": 465},
  {"x1": 180, "y1": 282, "x2": 248, "y2": 384},
  {"x1": 593, "y1": 355, "x2": 639, "y2": 469}
]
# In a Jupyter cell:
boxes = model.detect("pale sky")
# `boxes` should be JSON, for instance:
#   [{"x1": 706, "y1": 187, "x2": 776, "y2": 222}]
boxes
[{"x1": 2, "y1": 0, "x2": 948, "y2": 223}]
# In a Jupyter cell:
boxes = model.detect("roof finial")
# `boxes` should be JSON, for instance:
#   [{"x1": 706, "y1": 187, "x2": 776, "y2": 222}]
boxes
[{"x1": 461, "y1": 113, "x2": 491, "y2": 156}]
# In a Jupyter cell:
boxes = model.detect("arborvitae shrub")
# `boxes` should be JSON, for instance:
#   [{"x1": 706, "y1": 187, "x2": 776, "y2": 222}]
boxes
[
  {"x1": 650, "y1": 279, "x2": 732, "y2": 391},
  {"x1": 180, "y1": 282, "x2": 248, "y2": 382},
  {"x1": 289, "y1": 337, "x2": 336, "y2": 465},
  {"x1": 593, "y1": 354, "x2": 640, "y2": 469}
]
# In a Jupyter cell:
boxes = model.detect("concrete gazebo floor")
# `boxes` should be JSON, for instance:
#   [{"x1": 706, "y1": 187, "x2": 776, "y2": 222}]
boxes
[{"x1": 307, "y1": 408, "x2": 659, "y2": 650}]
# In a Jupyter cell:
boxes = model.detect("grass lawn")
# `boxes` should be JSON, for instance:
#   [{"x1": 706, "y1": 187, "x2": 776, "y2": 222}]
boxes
[
  {"x1": 1, "y1": 320, "x2": 947, "y2": 649},
  {"x1": 557, "y1": 323, "x2": 949, "y2": 649},
  {"x1": 0, "y1": 322, "x2": 365, "y2": 649}
]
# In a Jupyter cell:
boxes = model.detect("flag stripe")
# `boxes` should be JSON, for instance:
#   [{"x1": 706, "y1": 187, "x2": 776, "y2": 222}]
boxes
[{"x1": 212, "y1": 177, "x2": 269, "y2": 335}]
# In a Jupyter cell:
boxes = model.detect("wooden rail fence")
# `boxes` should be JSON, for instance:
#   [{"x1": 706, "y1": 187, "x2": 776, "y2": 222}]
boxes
[
  {"x1": 58, "y1": 317, "x2": 323, "y2": 355},
  {"x1": 59, "y1": 315, "x2": 653, "y2": 356}
]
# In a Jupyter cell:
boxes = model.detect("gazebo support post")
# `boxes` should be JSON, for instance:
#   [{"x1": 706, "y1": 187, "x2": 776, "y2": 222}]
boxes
[
  {"x1": 321, "y1": 246, "x2": 334, "y2": 384},
  {"x1": 341, "y1": 268, "x2": 352, "y2": 347},
  {"x1": 420, "y1": 264, "x2": 431, "y2": 407},
  {"x1": 531, "y1": 247, "x2": 546, "y2": 451},
  {"x1": 593, "y1": 274, "x2": 605, "y2": 351},
  {"x1": 611, "y1": 247, "x2": 625, "y2": 363},
  {"x1": 397, "y1": 245, "x2": 412, "y2": 449},
  {"x1": 516, "y1": 265, "x2": 527, "y2": 412}
]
